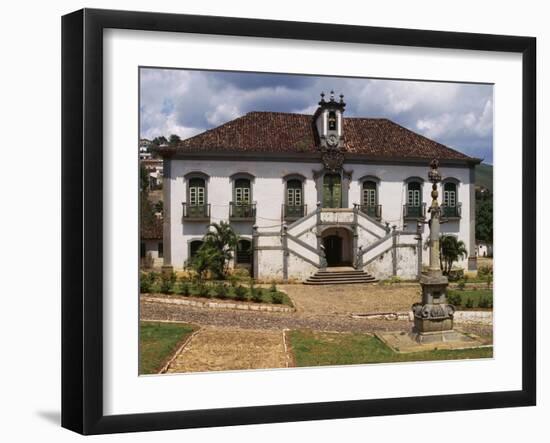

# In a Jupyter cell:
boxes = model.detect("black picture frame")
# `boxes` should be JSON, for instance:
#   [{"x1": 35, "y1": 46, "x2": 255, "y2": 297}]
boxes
[{"x1": 62, "y1": 8, "x2": 536, "y2": 435}]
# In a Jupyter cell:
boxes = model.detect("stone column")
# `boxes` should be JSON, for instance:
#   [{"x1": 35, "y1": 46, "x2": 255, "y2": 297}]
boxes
[
  {"x1": 468, "y1": 166, "x2": 478, "y2": 270},
  {"x1": 282, "y1": 223, "x2": 289, "y2": 282},
  {"x1": 161, "y1": 157, "x2": 173, "y2": 274},
  {"x1": 252, "y1": 225, "x2": 259, "y2": 280},
  {"x1": 412, "y1": 159, "x2": 459, "y2": 344}
]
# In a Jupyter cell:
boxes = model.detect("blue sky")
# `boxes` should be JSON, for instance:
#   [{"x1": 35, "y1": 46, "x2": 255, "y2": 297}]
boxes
[{"x1": 140, "y1": 68, "x2": 493, "y2": 164}]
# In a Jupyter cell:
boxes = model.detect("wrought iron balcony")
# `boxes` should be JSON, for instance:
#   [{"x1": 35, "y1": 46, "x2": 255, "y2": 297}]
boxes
[
  {"x1": 229, "y1": 202, "x2": 256, "y2": 221},
  {"x1": 182, "y1": 203, "x2": 210, "y2": 221},
  {"x1": 403, "y1": 202, "x2": 427, "y2": 219},
  {"x1": 358, "y1": 204, "x2": 382, "y2": 219},
  {"x1": 282, "y1": 204, "x2": 307, "y2": 221},
  {"x1": 441, "y1": 202, "x2": 462, "y2": 219}
]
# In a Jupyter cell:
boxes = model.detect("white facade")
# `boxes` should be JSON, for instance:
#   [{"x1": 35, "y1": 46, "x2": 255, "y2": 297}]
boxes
[{"x1": 162, "y1": 158, "x2": 475, "y2": 281}]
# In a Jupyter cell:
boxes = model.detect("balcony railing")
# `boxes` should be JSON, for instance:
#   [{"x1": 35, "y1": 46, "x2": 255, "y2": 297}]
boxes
[
  {"x1": 229, "y1": 202, "x2": 256, "y2": 221},
  {"x1": 282, "y1": 204, "x2": 307, "y2": 221},
  {"x1": 358, "y1": 204, "x2": 382, "y2": 219},
  {"x1": 182, "y1": 203, "x2": 210, "y2": 221},
  {"x1": 441, "y1": 202, "x2": 462, "y2": 219},
  {"x1": 403, "y1": 202, "x2": 427, "y2": 219}
]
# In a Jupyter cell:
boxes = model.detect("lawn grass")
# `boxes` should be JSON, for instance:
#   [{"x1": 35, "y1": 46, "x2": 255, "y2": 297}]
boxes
[
  {"x1": 289, "y1": 330, "x2": 493, "y2": 367},
  {"x1": 139, "y1": 321, "x2": 196, "y2": 374},
  {"x1": 447, "y1": 288, "x2": 493, "y2": 309}
]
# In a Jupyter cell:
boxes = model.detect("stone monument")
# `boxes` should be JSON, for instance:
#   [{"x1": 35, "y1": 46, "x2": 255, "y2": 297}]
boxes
[{"x1": 411, "y1": 159, "x2": 461, "y2": 343}]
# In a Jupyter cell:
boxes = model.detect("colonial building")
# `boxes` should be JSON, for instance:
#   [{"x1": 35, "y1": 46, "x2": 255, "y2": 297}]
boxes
[{"x1": 156, "y1": 92, "x2": 480, "y2": 281}]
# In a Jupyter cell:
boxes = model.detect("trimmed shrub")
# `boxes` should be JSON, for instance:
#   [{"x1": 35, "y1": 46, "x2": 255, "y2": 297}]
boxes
[
  {"x1": 160, "y1": 272, "x2": 176, "y2": 294},
  {"x1": 180, "y1": 281, "x2": 191, "y2": 297},
  {"x1": 234, "y1": 285, "x2": 247, "y2": 302},
  {"x1": 251, "y1": 289, "x2": 263, "y2": 303},
  {"x1": 457, "y1": 280, "x2": 466, "y2": 291},
  {"x1": 447, "y1": 293, "x2": 462, "y2": 307},
  {"x1": 197, "y1": 283, "x2": 211, "y2": 298},
  {"x1": 270, "y1": 283, "x2": 277, "y2": 293},
  {"x1": 271, "y1": 292, "x2": 284, "y2": 305},
  {"x1": 478, "y1": 297, "x2": 489, "y2": 309},
  {"x1": 465, "y1": 297, "x2": 474, "y2": 309},
  {"x1": 478, "y1": 265, "x2": 493, "y2": 277},
  {"x1": 215, "y1": 283, "x2": 228, "y2": 300}
]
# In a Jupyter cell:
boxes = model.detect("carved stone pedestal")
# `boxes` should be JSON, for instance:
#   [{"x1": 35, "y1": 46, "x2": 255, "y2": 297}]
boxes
[{"x1": 411, "y1": 273, "x2": 457, "y2": 344}]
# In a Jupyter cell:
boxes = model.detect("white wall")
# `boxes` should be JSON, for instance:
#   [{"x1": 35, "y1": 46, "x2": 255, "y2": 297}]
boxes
[
  {"x1": 169, "y1": 159, "x2": 473, "y2": 271},
  {"x1": 3, "y1": 2, "x2": 546, "y2": 443}
]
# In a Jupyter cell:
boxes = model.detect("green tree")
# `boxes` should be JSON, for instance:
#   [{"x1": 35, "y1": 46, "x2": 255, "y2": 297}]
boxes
[
  {"x1": 439, "y1": 235, "x2": 468, "y2": 275},
  {"x1": 140, "y1": 163, "x2": 149, "y2": 191},
  {"x1": 152, "y1": 135, "x2": 168, "y2": 145},
  {"x1": 191, "y1": 222, "x2": 239, "y2": 279},
  {"x1": 168, "y1": 134, "x2": 181, "y2": 145},
  {"x1": 476, "y1": 190, "x2": 493, "y2": 244}
]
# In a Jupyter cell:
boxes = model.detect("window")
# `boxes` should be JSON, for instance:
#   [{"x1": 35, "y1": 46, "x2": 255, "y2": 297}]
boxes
[
  {"x1": 189, "y1": 240, "x2": 203, "y2": 260},
  {"x1": 286, "y1": 179, "x2": 302, "y2": 206},
  {"x1": 158, "y1": 242, "x2": 163, "y2": 258},
  {"x1": 189, "y1": 177, "x2": 205, "y2": 206},
  {"x1": 140, "y1": 242, "x2": 146, "y2": 258},
  {"x1": 323, "y1": 173, "x2": 342, "y2": 208},
  {"x1": 443, "y1": 182, "x2": 457, "y2": 207},
  {"x1": 362, "y1": 181, "x2": 377, "y2": 207},
  {"x1": 234, "y1": 178, "x2": 251, "y2": 204},
  {"x1": 407, "y1": 181, "x2": 421, "y2": 207}
]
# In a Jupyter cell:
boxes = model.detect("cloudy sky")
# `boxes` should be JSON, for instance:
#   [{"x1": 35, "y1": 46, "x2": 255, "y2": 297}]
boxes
[{"x1": 140, "y1": 68, "x2": 493, "y2": 164}]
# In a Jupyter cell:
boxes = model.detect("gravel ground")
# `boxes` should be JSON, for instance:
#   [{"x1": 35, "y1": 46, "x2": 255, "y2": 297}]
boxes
[
  {"x1": 280, "y1": 283, "x2": 421, "y2": 315},
  {"x1": 140, "y1": 283, "x2": 493, "y2": 339}
]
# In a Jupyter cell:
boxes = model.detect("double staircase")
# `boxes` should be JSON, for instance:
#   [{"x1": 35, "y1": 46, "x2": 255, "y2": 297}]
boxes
[{"x1": 304, "y1": 267, "x2": 378, "y2": 285}]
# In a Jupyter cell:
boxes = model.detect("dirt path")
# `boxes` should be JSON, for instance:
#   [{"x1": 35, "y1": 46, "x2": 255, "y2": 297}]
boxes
[{"x1": 165, "y1": 327, "x2": 289, "y2": 373}]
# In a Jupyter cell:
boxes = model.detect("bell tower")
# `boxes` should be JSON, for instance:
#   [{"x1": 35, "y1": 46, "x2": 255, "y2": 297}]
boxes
[{"x1": 314, "y1": 91, "x2": 345, "y2": 149}]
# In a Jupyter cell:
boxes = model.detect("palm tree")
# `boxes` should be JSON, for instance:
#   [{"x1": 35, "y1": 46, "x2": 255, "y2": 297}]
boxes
[
  {"x1": 202, "y1": 221, "x2": 239, "y2": 278},
  {"x1": 439, "y1": 235, "x2": 468, "y2": 275}
]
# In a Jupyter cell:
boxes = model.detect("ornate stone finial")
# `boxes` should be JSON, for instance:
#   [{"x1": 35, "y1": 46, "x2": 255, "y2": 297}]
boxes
[
  {"x1": 330, "y1": 90, "x2": 335, "y2": 101},
  {"x1": 339, "y1": 93, "x2": 344, "y2": 103},
  {"x1": 428, "y1": 159, "x2": 442, "y2": 184},
  {"x1": 320, "y1": 92, "x2": 325, "y2": 103}
]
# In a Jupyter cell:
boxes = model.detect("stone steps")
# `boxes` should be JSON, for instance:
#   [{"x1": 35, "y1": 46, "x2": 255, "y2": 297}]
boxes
[{"x1": 304, "y1": 269, "x2": 378, "y2": 285}]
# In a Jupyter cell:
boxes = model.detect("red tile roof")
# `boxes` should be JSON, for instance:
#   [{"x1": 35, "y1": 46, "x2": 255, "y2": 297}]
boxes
[
  {"x1": 163, "y1": 112, "x2": 477, "y2": 162},
  {"x1": 141, "y1": 216, "x2": 163, "y2": 240}
]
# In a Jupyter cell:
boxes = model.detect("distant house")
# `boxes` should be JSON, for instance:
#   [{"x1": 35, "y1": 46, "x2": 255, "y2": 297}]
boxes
[
  {"x1": 155, "y1": 92, "x2": 481, "y2": 281},
  {"x1": 140, "y1": 216, "x2": 163, "y2": 268},
  {"x1": 139, "y1": 138, "x2": 153, "y2": 160},
  {"x1": 141, "y1": 158, "x2": 164, "y2": 190}
]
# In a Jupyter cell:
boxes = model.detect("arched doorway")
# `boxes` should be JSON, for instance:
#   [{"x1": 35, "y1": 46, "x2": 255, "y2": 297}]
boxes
[{"x1": 321, "y1": 227, "x2": 353, "y2": 267}]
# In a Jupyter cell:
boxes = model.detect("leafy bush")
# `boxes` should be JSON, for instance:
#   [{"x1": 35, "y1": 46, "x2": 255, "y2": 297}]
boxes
[
  {"x1": 197, "y1": 283, "x2": 211, "y2": 298},
  {"x1": 447, "y1": 293, "x2": 462, "y2": 307},
  {"x1": 160, "y1": 272, "x2": 176, "y2": 294},
  {"x1": 214, "y1": 283, "x2": 228, "y2": 299},
  {"x1": 270, "y1": 283, "x2": 277, "y2": 293},
  {"x1": 234, "y1": 285, "x2": 247, "y2": 301},
  {"x1": 465, "y1": 297, "x2": 474, "y2": 309},
  {"x1": 478, "y1": 297, "x2": 489, "y2": 308},
  {"x1": 251, "y1": 288, "x2": 263, "y2": 303},
  {"x1": 486, "y1": 274, "x2": 493, "y2": 289},
  {"x1": 271, "y1": 292, "x2": 284, "y2": 304},
  {"x1": 478, "y1": 265, "x2": 493, "y2": 277},
  {"x1": 457, "y1": 280, "x2": 466, "y2": 291},
  {"x1": 447, "y1": 268, "x2": 464, "y2": 282},
  {"x1": 180, "y1": 281, "x2": 191, "y2": 296}
]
